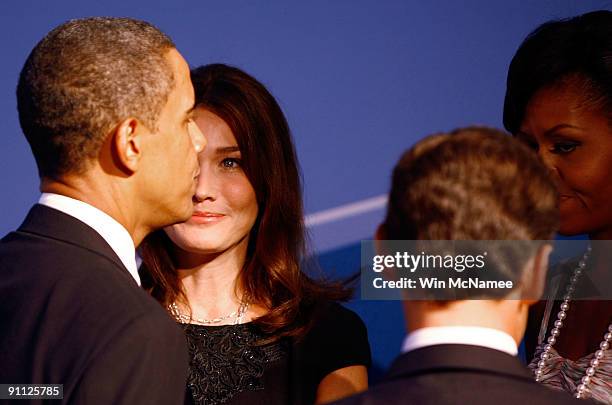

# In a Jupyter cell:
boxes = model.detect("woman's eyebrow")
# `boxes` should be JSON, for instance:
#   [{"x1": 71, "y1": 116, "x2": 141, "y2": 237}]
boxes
[
  {"x1": 543, "y1": 124, "x2": 580, "y2": 137},
  {"x1": 215, "y1": 146, "x2": 240, "y2": 154},
  {"x1": 517, "y1": 124, "x2": 581, "y2": 139}
]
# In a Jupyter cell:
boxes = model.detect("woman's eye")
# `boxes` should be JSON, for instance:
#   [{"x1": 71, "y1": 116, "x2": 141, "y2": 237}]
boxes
[
  {"x1": 221, "y1": 158, "x2": 240, "y2": 169},
  {"x1": 551, "y1": 142, "x2": 578, "y2": 154}
]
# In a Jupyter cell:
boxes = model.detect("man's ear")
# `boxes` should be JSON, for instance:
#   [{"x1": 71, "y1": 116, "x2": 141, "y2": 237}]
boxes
[
  {"x1": 521, "y1": 243, "x2": 553, "y2": 305},
  {"x1": 111, "y1": 118, "x2": 142, "y2": 175}
]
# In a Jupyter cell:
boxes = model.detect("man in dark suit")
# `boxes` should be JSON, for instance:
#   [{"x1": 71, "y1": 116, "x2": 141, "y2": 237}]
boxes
[
  {"x1": 0, "y1": 18, "x2": 205, "y2": 404},
  {"x1": 334, "y1": 127, "x2": 590, "y2": 404}
]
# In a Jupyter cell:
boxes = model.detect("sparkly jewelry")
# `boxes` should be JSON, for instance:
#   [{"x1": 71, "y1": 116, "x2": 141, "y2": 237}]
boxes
[
  {"x1": 168, "y1": 300, "x2": 250, "y2": 325},
  {"x1": 533, "y1": 246, "x2": 612, "y2": 399}
]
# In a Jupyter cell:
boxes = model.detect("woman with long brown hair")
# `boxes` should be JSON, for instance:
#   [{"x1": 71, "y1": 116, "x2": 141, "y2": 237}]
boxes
[{"x1": 140, "y1": 63, "x2": 370, "y2": 405}]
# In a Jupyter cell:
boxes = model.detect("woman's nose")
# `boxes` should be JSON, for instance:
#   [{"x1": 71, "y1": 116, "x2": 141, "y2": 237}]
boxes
[
  {"x1": 193, "y1": 165, "x2": 218, "y2": 203},
  {"x1": 537, "y1": 150, "x2": 564, "y2": 187}
]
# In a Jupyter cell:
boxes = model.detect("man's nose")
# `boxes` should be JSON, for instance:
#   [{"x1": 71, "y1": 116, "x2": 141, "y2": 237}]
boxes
[{"x1": 188, "y1": 120, "x2": 206, "y2": 153}]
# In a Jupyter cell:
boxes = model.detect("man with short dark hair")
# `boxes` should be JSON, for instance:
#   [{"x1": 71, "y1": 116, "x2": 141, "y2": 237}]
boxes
[
  {"x1": 334, "y1": 127, "x2": 589, "y2": 404},
  {"x1": 0, "y1": 17, "x2": 205, "y2": 404}
]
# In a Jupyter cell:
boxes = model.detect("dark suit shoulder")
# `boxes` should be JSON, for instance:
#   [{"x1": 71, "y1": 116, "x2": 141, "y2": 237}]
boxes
[
  {"x1": 333, "y1": 371, "x2": 589, "y2": 405},
  {"x1": 1, "y1": 228, "x2": 182, "y2": 341},
  {"x1": 332, "y1": 349, "x2": 590, "y2": 405},
  {"x1": 0, "y1": 229, "x2": 186, "y2": 386},
  {"x1": 1, "y1": 228, "x2": 151, "y2": 313}
]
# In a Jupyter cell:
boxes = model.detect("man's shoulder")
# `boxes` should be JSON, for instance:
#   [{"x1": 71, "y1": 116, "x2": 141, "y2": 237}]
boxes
[
  {"x1": 332, "y1": 367, "x2": 587, "y2": 405},
  {"x1": 1, "y1": 228, "x2": 130, "y2": 290},
  {"x1": 2, "y1": 227, "x2": 119, "y2": 268},
  {"x1": 0, "y1": 228, "x2": 172, "y2": 330},
  {"x1": 0, "y1": 228, "x2": 185, "y2": 386},
  {"x1": 3, "y1": 203, "x2": 128, "y2": 269}
]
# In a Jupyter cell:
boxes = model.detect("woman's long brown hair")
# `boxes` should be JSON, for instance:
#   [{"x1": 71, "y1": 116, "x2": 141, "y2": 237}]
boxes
[{"x1": 140, "y1": 64, "x2": 352, "y2": 339}]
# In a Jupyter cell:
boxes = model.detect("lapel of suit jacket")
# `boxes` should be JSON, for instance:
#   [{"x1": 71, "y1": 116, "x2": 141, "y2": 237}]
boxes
[
  {"x1": 386, "y1": 344, "x2": 533, "y2": 382},
  {"x1": 16, "y1": 204, "x2": 135, "y2": 283}
]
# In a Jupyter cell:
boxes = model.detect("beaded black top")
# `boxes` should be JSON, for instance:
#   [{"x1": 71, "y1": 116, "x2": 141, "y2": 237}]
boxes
[{"x1": 181, "y1": 302, "x2": 371, "y2": 405}]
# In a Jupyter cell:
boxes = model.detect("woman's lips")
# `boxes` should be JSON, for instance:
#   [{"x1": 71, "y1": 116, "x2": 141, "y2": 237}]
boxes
[{"x1": 190, "y1": 212, "x2": 226, "y2": 224}]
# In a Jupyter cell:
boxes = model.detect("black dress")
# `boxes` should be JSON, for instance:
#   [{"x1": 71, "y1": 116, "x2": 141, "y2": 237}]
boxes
[{"x1": 182, "y1": 302, "x2": 371, "y2": 405}]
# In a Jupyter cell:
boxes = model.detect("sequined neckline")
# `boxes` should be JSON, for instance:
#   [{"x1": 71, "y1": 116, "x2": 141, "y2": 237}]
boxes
[
  {"x1": 182, "y1": 321, "x2": 286, "y2": 405},
  {"x1": 183, "y1": 321, "x2": 254, "y2": 329}
]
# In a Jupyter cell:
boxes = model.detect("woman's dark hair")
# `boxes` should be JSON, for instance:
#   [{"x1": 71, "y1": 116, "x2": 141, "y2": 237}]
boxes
[
  {"x1": 503, "y1": 10, "x2": 612, "y2": 134},
  {"x1": 140, "y1": 63, "x2": 351, "y2": 339}
]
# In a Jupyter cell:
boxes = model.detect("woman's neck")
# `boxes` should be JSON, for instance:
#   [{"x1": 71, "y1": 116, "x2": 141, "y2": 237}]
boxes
[
  {"x1": 587, "y1": 240, "x2": 612, "y2": 298},
  {"x1": 173, "y1": 239, "x2": 248, "y2": 321}
]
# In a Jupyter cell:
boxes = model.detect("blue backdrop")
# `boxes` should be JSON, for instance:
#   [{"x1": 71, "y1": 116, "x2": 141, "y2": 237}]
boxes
[{"x1": 1, "y1": 0, "x2": 610, "y2": 381}]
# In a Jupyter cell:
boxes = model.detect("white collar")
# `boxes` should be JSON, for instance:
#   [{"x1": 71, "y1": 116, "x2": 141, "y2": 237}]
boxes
[
  {"x1": 402, "y1": 326, "x2": 518, "y2": 356},
  {"x1": 38, "y1": 193, "x2": 140, "y2": 286}
]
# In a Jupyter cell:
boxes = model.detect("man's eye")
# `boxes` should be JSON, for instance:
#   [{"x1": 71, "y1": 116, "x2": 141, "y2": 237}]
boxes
[{"x1": 551, "y1": 142, "x2": 578, "y2": 154}]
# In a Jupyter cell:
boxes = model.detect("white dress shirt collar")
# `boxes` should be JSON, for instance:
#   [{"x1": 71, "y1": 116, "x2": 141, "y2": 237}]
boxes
[
  {"x1": 402, "y1": 326, "x2": 518, "y2": 356},
  {"x1": 38, "y1": 193, "x2": 140, "y2": 286}
]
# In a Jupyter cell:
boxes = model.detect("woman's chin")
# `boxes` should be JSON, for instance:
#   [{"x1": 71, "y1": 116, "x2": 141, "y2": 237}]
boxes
[
  {"x1": 181, "y1": 242, "x2": 227, "y2": 255},
  {"x1": 557, "y1": 223, "x2": 589, "y2": 237},
  {"x1": 558, "y1": 207, "x2": 593, "y2": 237}
]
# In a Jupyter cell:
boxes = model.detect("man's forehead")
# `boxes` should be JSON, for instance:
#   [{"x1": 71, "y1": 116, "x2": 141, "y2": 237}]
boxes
[
  {"x1": 165, "y1": 48, "x2": 190, "y2": 84},
  {"x1": 164, "y1": 48, "x2": 194, "y2": 106}
]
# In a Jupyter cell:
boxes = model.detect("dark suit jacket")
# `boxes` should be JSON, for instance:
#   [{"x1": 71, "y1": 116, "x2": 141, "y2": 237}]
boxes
[
  {"x1": 332, "y1": 344, "x2": 593, "y2": 405},
  {"x1": 0, "y1": 204, "x2": 189, "y2": 404}
]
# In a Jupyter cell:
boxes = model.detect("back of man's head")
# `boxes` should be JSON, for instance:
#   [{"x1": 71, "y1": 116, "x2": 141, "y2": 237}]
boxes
[
  {"x1": 17, "y1": 17, "x2": 176, "y2": 179},
  {"x1": 381, "y1": 126, "x2": 559, "y2": 300}
]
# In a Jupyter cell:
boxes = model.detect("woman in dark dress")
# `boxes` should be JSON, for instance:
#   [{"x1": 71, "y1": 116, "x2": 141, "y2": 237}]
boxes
[
  {"x1": 140, "y1": 64, "x2": 371, "y2": 405},
  {"x1": 503, "y1": 10, "x2": 612, "y2": 403}
]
